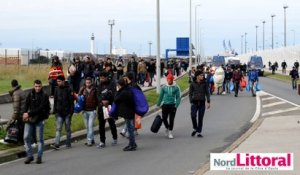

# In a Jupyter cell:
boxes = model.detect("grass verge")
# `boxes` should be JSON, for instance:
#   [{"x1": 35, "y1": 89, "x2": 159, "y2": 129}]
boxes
[{"x1": 264, "y1": 71, "x2": 293, "y2": 83}]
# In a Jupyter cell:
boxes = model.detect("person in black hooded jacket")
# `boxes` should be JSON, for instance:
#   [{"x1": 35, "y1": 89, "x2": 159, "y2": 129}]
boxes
[
  {"x1": 114, "y1": 78, "x2": 137, "y2": 151},
  {"x1": 23, "y1": 80, "x2": 50, "y2": 164},
  {"x1": 51, "y1": 76, "x2": 74, "y2": 150},
  {"x1": 96, "y1": 71, "x2": 117, "y2": 149},
  {"x1": 189, "y1": 70, "x2": 210, "y2": 138}
]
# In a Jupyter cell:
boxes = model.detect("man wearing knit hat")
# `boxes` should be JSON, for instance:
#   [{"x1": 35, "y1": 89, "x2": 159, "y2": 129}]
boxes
[{"x1": 157, "y1": 74, "x2": 181, "y2": 139}]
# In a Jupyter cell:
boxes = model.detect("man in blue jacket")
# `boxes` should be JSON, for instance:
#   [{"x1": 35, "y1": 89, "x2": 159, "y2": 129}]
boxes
[{"x1": 248, "y1": 65, "x2": 259, "y2": 97}]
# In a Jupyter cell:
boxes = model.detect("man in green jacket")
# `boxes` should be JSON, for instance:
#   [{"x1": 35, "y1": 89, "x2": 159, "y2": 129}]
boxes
[{"x1": 157, "y1": 74, "x2": 181, "y2": 139}]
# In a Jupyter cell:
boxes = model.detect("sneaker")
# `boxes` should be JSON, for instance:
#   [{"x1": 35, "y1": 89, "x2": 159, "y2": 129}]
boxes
[
  {"x1": 50, "y1": 144, "x2": 60, "y2": 150},
  {"x1": 191, "y1": 131, "x2": 197, "y2": 137},
  {"x1": 36, "y1": 157, "x2": 42, "y2": 164},
  {"x1": 24, "y1": 157, "x2": 34, "y2": 164},
  {"x1": 31, "y1": 143, "x2": 37, "y2": 148},
  {"x1": 97, "y1": 142, "x2": 106, "y2": 149},
  {"x1": 120, "y1": 131, "x2": 126, "y2": 137},
  {"x1": 168, "y1": 131, "x2": 174, "y2": 139},
  {"x1": 197, "y1": 133, "x2": 203, "y2": 138},
  {"x1": 111, "y1": 140, "x2": 117, "y2": 146},
  {"x1": 165, "y1": 129, "x2": 169, "y2": 136},
  {"x1": 123, "y1": 145, "x2": 137, "y2": 151}
]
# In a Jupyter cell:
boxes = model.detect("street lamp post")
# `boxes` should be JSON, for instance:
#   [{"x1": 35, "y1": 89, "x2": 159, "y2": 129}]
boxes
[
  {"x1": 283, "y1": 5, "x2": 288, "y2": 47},
  {"x1": 108, "y1": 19, "x2": 115, "y2": 55},
  {"x1": 255, "y1": 25, "x2": 259, "y2": 51},
  {"x1": 244, "y1": 32, "x2": 247, "y2": 53},
  {"x1": 148, "y1": 41, "x2": 152, "y2": 57},
  {"x1": 241, "y1": 35, "x2": 244, "y2": 54},
  {"x1": 271, "y1": 14, "x2": 276, "y2": 49},
  {"x1": 189, "y1": 0, "x2": 192, "y2": 70},
  {"x1": 156, "y1": 0, "x2": 161, "y2": 93},
  {"x1": 291, "y1": 29, "x2": 295, "y2": 46},
  {"x1": 195, "y1": 4, "x2": 201, "y2": 65},
  {"x1": 262, "y1": 21, "x2": 266, "y2": 50}
]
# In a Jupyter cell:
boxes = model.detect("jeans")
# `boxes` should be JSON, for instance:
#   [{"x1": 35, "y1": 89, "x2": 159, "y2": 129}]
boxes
[
  {"x1": 234, "y1": 81, "x2": 240, "y2": 96},
  {"x1": 98, "y1": 108, "x2": 117, "y2": 143},
  {"x1": 55, "y1": 114, "x2": 72, "y2": 146},
  {"x1": 225, "y1": 80, "x2": 231, "y2": 93},
  {"x1": 83, "y1": 111, "x2": 96, "y2": 144},
  {"x1": 125, "y1": 119, "x2": 136, "y2": 146},
  {"x1": 162, "y1": 104, "x2": 177, "y2": 131},
  {"x1": 250, "y1": 81, "x2": 257, "y2": 96},
  {"x1": 190, "y1": 103, "x2": 206, "y2": 133},
  {"x1": 292, "y1": 79, "x2": 298, "y2": 89},
  {"x1": 24, "y1": 121, "x2": 44, "y2": 158},
  {"x1": 49, "y1": 79, "x2": 57, "y2": 96},
  {"x1": 139, "y1": 73, "x2": 146, "y2": 85}
]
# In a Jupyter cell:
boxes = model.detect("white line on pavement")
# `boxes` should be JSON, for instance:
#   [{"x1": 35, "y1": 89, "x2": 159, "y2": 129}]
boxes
[
  {"x1": 262, "y1": 101, "x2": 287, "y2": 108},
  {"x1": 261, "y1": 107, "x2": 300, "y2": 117},
  {"x1": 250, "y1": 92, "x2": 261, "y2": 123},
  {"x1": 262, "y1": 91, "x2": 300, "y2": 108},
  {"x1": 261, "y1": 96, "x2": 276, "y2": 101}
]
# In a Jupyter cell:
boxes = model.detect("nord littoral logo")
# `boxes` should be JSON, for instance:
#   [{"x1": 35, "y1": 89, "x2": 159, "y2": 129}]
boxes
[{"x1": 210, "y1": 153, "x2": 293, "y2": 171}]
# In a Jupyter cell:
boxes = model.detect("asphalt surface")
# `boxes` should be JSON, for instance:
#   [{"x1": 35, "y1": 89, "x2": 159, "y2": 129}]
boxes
[{"x1": 0, "y1": 89, "x2": 256, "y2": 175}]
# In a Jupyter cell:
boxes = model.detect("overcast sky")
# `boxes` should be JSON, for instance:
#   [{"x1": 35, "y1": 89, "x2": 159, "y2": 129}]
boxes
[{"x1": 0, "y1": 0, "x2": 299, "y2": 56}]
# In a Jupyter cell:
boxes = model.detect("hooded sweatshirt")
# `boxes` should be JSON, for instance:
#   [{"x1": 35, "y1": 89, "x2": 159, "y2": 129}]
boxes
[{"x1": 157, "y1": 82, "x2": 181, "y2": 108}]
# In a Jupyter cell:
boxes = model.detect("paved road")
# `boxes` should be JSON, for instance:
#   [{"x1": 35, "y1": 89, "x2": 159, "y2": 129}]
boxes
[{"x1": 0, "y1": 89, "x2": 256, "y2": 175}]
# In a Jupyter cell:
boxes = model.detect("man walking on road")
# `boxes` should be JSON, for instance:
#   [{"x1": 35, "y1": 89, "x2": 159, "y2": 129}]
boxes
[
  {"x1": 23, "y1": 80, "x2": 50, "y2": 164},
  {"x1": 96, "y1": 72, "x2": 117, "y2": 149},
  {"x1": 51, "y1": 76, "x2": 74, "y2": 150},
  {"x1": 289, "y1": 67, "x2": 299, "y2": 90},
  {"x1": 157, "y1": 74, "x2": 181, "y2": 139},
  {"x1": 79, "y1": 77, "x2": 98, "y2": 146},
  {"x1": 248, "y1": 65, "x2": 259, "y2": 97},
  {"x1": 189, "y1": 71, "x2": 210, "y2": 137},
  {"x1": 232, "y1": 67, "x2": 243, "y2": 97}
]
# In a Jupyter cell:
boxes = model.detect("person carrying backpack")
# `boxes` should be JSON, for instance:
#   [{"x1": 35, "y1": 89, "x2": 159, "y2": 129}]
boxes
[
  {"x1": 248, "y1": 65, "x2": 259, "y2": 97},
  {"x1": 157, "y1": 74, "x2": 181, "y2": 139},
  {"x1": 114, "y1": 79, "x2": 137, "y2": 151}
]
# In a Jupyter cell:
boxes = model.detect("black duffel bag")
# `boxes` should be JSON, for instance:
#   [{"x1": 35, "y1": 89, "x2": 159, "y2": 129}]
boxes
[{"x1": 150, "y1": 114, "x2": 163, "y2": 133}]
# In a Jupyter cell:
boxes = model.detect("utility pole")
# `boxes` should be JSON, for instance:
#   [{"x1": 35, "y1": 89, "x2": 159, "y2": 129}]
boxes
[
  {"x1": 148, "y1": 41, "x2": 152, "y2": 57},
  {"x1": 283, "y1": 5, "x2": 288, "y2": 47},
  {"x1": 271, "y1": 14, "x2": 276, "y2": 49},
  {"x1": 108, "y1": 19, "x2": 115, "y2": 55},
  {"x1": 262, "y1": 21, "x2": 266, "y2": 50},
  {"x1": 255, "y1": 25, "x2": 259, "y2": 51},
  {"x1": 244, "y1": 33, "x2": 247, "y2": 53}
]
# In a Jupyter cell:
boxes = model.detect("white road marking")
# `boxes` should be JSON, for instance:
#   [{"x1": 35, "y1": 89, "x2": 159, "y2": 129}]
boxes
[
  {"x1": 262, "y1": 107, "x2": 300, "y2": 117},
  {"x1": 262, "y1": 101, "x2": 286, "y2": 108},
  {"x1": 261, "y1": 96, "x2": 276, "y2": 101}
]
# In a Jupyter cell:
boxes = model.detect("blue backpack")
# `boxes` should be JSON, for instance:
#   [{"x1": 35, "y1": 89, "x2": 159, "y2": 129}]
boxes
[
  {"x1": 74, "y1": 95, "x2": 85, "y2": 113},
  {"x1": 130, "y1": 87, "x2": 149, "y2": 116}
]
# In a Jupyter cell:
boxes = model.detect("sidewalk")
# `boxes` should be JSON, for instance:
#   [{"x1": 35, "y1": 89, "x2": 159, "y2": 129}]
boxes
[{"x1": 196, "y1": 91, "x2": 300, "y2": 175}]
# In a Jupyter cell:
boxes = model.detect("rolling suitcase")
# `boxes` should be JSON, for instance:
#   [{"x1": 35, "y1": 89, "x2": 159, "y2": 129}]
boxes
[{"x1": 151, "y1": 114, "x2": 162, "y2": 133}]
